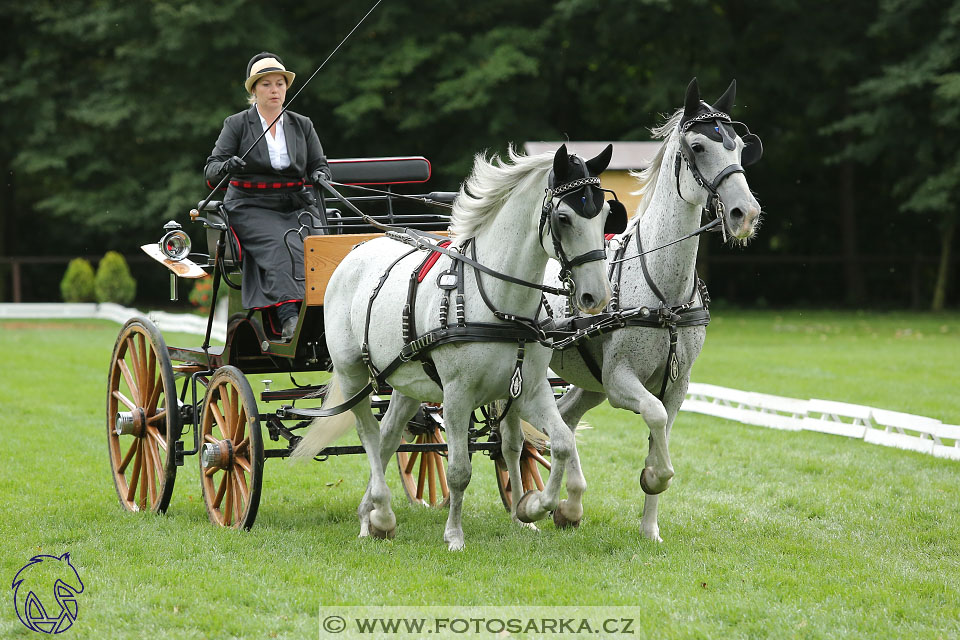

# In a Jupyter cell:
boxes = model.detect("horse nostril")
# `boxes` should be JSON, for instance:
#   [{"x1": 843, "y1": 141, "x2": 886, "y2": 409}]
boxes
[
  {"x1": 580, "y1": 293, "x2": 596, "y2": 310},
  {"x1": 730, "y1": 208, "x2": 744, "y2": 221}
]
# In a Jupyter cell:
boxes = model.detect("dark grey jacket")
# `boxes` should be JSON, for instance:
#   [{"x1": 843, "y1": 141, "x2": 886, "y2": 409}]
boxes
[{"x1": 204, "y1": 106, "x2": 330, "y2": 187}]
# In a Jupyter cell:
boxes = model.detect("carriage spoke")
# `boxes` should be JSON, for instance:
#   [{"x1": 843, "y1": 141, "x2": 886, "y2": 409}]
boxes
[
  {"x1": 528, "y1": 447, "x2": 552, "y2": 470},
  {"x1": 146, "y1": 374, "x2": 163, "y2": 413},
  {"x1": 138, "y1": 442, "x2": 149, "y2": 509},
  {"x1": 213, "y1": 473, "x2": 227, "y2": 508},
  {"x1": 146, "y1": 425, "x2": 167, "y2": 451},
  {"x1": 234, "y1": 437, "x2": 249, "y2": 457},
  {"x1": 223, "y1": 385, "x2": 238, "y2": 439},
  {"x1": 144, "y1": 444, "x2": 158, "y2": 505},
  {"x1": 233, "y1": 406, "x2": 246, "y2": 445},
  {"x1": 233, "y1": 472, "x2": 248, "y2": 511},
  {"x1": 210, "y1": 402, "x2": 227, "y2": 438},
  {"x1": 147, "y1": 347, "x2": 157, "y2": 404},
  {"x1": 112, "y1": 389, "x2": 136, "y2": 411},
  {"x1": 205, "y1": 465, "x2": 219, "y2": 478},
  {"x1": 530, "y1": 458, "x2": 545, "y2": 491},
  {"x1": 415, "y1": 448, "x2": 428, "y2": 500},
  {"x1": 147, "y1": 410, "x2": 167, "y2": 428},
  {"x1": 427, "y1": 452, "x2": 437, "y2": 505},
  {"x1": 126, "y1": 443, "x2": 142, "y2": 501},
  {"x1": 223, "y1": 472, "x2": 234, "y2": 525},
  {"x1": 118, "y1": 360, "x2": 139, "y2": 405},
  {"x1": 237, "y1": 470, "x2": 250, "y2": 508},
  {"x1": 234, "y1": 455, "x2": 252, "y2": 473},
  {"x1": 436, "y1": 452, "x2": 449, "y2": 498},
  {"x1": 204, "y1": 434, "x2": 219, "y2": 444},
  {"x1": 118, "y1": 439, "x2": 138, "y2": 474},
  {"x1": 136, "y1": 333, "x2": 148, "y2": 392},
  {"x1": 404, "y1": 449, "x2": 420, "y2": 474}
]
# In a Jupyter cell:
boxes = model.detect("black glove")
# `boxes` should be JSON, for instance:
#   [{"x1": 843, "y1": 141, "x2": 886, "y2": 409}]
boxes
[
  {"x1": 223, "y1": 155, "x2": 246, "y2": 174},
  {"x1": 311, "y1": 167, "x2": 332, "y2": 184}
]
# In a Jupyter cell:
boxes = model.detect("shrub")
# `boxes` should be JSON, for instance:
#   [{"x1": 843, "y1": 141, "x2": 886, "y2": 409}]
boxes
[
  {"x1": 94, "y1": 251, "x2": 137, "y2": 305},
  {"x1": 60, "y1": 258, "x2": 96, "y2": 302},
  {"x1": 189, "y1": 277, "x2": 214, "y2": 314}
]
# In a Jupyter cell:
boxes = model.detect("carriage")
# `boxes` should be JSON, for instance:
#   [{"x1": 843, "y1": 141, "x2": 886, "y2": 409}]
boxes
[{"x1": 106, "y1": 156, "x2": 550, "y2": 530}]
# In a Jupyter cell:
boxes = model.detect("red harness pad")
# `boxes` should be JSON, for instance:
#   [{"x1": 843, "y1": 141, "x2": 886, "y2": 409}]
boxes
[
  {"x1": 605, "y1": 233, "x2": 616, "y2": 241},
  {"x1": 417, "y1": 241, "x2": 452, "y2": 282}
]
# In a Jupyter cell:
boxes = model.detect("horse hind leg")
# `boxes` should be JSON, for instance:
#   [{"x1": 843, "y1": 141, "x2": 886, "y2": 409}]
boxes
[
  {"x1": 557, "y1": 386, "x2": 606, "y2": 431},
  {"x1": 499, "y1": 411, "x2": 538, "y2": 531}
]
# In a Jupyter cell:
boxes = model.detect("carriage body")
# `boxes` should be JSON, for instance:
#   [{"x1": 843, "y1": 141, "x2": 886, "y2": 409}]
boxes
[{"x1": 106, "y1": 156, "x2": 548, "y2": 529}]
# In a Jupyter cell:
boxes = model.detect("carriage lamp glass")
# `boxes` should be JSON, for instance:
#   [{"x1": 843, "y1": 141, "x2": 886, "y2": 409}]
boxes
[{"x1": 159, "y1": 229, "x2": 191, "y2": 261}]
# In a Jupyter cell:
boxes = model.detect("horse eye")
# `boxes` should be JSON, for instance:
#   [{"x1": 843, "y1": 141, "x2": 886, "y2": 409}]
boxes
[
  {"x1": 558, "y1": 213, "x2": 572, "y2": 225},
  {"x1": 691, "y1": 142, "x2": 705, "y2": 153}
]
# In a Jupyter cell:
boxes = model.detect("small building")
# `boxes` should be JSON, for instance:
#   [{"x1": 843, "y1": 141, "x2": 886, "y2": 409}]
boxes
[{"x1": 523, "y1": 141, "x2": 660, "y2": 215}]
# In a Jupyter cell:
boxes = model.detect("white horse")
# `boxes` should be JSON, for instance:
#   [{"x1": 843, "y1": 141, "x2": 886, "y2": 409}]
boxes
[
  {"x1": 546, "y1": 79, "x2": 763, "y2": 542},
  {"x1": 293, "y1": 144, "x2": 615, "y2": 550}
]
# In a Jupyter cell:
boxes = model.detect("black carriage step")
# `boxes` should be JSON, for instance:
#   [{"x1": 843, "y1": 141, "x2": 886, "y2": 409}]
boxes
[{"x1": 264, "y1": 440, "x2": 498, "y2": 459}]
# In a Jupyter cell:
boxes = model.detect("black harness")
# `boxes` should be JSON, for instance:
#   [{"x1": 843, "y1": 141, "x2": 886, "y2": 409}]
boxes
[{"x1": 308, "y1": 166, "x2": 609, "y2": 420}]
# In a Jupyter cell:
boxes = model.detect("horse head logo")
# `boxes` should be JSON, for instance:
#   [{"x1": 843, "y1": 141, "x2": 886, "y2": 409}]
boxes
[{"x1": 11, "y1": 553, "x2": 84, "y2": 634}]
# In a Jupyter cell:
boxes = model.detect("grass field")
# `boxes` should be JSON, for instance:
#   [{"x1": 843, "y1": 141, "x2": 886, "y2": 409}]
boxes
[{"x1": 1, "y1": 311, "x2": 959, "y2": 639}]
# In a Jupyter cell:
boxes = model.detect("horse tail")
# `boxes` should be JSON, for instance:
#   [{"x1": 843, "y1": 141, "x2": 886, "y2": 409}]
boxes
[{"x1": 289, "y1": 370, "x2": 357, "y2": 460}]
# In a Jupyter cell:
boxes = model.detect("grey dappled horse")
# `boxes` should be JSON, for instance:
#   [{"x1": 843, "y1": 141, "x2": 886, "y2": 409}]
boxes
[
  {"x1": 545, "y1": 79, "x2": 763, "y2": 542},
  {"x1": 294, "y1": 145, "x2": 617, "y2": 549}
]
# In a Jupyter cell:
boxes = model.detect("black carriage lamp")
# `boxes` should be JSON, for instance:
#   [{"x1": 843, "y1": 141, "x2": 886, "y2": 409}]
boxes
[{"x1": 159, "y1": 220, "x2": 192, "y2": 301}]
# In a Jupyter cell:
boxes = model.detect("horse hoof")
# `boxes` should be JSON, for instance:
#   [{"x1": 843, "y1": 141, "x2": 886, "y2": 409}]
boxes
[
  {"x1": 553, "y1": 508, "x2": 581, "y2": 529},
  {"x1": 515, "y1": 490, "x2": 540, "y2": 523},
  {"x1": 369, "y1": 523, "x2": 396, "y2": 540},
  {"x1": 640, "y1": 468, "x2": 668, "y2": 495}
]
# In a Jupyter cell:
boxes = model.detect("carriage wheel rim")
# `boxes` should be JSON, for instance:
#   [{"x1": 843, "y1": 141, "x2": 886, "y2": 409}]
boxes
[
  {"x1": 198, "y1": 368, "x2": 262, "y2": 529},
  {"x1": 107, "y1": 320, "x2": 177, "y2": 514}
]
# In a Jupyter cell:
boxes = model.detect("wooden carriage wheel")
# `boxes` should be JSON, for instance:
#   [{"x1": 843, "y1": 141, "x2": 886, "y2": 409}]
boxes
[
  {"x1": 107, "y1": 317, "x2": 180, "y2": 514},
  {"x1": 198, "y1": 366, "x2": 264, "y2": 529},
  {"x1": 495, "y1": 440, "x2": 551, "y2": 511},
  {"x1": 396, "y1": 425, "x2": 449, "y2": 507}
]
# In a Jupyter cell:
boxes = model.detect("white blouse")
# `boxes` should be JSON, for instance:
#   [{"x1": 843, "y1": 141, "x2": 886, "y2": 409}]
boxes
[{"x1": 256, "y1": 106, "x2": 291, "y2": 171}]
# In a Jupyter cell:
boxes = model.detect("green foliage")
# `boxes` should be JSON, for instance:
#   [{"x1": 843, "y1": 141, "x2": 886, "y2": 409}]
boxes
[
  {"x1": 94, "y1": 250, "x2": 136, "y2": 304},
  {"x1": 59, "y1": 257, "x2": 95, "y2": 302}
]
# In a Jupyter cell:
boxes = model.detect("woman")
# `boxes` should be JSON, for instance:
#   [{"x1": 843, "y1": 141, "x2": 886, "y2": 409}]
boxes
[{"x1": 205, "y1": 52, "x2": 332, "y2": 341}]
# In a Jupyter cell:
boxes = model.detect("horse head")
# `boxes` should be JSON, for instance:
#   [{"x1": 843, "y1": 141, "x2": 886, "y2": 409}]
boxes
[
  {"x1": 678, "y1": 78, "x2": 763, "y2": 242},
  {"x1": 543, "y1": 144, "x2": 615, "y2": 313}
]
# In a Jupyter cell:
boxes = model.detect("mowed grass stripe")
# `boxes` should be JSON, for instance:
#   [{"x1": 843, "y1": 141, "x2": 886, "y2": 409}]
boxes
[{"x1": 1, "y1": 313, "x2": 958, "y2": 639}]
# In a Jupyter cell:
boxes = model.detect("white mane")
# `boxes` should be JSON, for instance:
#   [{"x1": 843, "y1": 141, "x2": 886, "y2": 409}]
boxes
[
  {"x1": 627, "y1": 109, "x2": 684, "y2": 227},
  {"x1": 450, "y1": 145, "x2": 553, "y2": 239}
]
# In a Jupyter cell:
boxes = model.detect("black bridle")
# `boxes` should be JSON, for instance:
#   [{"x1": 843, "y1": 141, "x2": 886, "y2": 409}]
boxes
[{"x1": 538, "y1": 158, "x2": 611, "y2": 292}]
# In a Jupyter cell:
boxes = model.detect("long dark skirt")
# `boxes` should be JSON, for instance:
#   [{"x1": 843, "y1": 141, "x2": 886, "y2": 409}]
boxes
[{"x1": 224, "y1": 185, "x2": 321, "y2": 310}]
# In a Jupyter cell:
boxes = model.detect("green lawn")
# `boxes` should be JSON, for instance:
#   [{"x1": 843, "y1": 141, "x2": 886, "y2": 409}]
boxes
[{"x1": 1, "y1": 312, "x2": 958, "y2": 639}]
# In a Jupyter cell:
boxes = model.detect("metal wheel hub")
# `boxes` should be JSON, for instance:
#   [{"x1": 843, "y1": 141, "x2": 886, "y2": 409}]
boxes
[
  {"x1": 115, "y1": 408, "x2": 147, "y2": 437},
  {"x1": 201, "y1": 439, "x2": 234, "y2": 470}
]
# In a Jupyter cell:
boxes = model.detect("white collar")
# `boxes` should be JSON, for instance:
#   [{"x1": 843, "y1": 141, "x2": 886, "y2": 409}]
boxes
[{"x1": 255, "y1": 105, "x2": 283, "y2": 129}]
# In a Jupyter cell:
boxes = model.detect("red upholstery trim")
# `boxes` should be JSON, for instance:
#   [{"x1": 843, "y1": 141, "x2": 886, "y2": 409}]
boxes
[
  {"x1": 417, "y1": 241, "x2": 452, "y2": 283},
  {"x1": 253, "y1": 298, "x2": 302, "y2": 310},
  {"x1": 327, "y1": 156, "x2": 432, "y2": 185},
  {"x1": 230, "y1": 227, "x2": 242, "y2": 262}
]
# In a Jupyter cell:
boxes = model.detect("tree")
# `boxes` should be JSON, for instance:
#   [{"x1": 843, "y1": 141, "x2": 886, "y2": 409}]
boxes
[{"x1": 830, "y1": 0, "x2": 960, "y2": 310}]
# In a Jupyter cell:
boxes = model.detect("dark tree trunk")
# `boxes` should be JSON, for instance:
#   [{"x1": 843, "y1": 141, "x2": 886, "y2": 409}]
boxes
[
  {"x1": 931, "y1": 219, "x2": 955, "y2": 311},
  {"x1": 840, "y1": 160, "x2": 865, "y2": 305}
]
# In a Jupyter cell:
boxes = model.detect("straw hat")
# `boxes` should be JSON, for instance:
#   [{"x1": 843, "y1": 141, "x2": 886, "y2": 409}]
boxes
[{"x1": 244, "y1": 52, "x2": 296, "y2": 94}]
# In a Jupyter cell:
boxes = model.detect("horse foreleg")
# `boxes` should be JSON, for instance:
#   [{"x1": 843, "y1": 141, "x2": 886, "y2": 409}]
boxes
[
  {"x1": 515, "y1": 383, "x2": 584, "y2": 526},
  {"x1": 439, "y1": 394, "x2": 472, "y2": 551},
  {"x1": 605, "y1": 367, "x2": 674, "y2": 496},
  {"x1": 639, "y1": 382, "x2": 687, "y2": 542}
]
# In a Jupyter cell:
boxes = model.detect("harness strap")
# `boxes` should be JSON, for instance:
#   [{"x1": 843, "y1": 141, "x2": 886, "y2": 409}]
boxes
[{"x1": 362, "y1": 246, "x2": 419, "y2": 387}]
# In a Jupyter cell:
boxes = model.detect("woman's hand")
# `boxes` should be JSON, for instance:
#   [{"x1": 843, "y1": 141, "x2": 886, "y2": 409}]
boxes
[
  {"x1": 224, "y1": 156, "x2": 247, "y2": 173},
  {"x1": 311, "y1": 167, "x2": 332, "y2": 184}
]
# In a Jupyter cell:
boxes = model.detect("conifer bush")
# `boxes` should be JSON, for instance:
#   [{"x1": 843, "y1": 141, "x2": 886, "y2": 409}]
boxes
[
  {"x1": 94, "y1": 251, "x2": 137, "y2": 305},
  {"x1": 60, "y1": 258, "x2": 96, "y2": 302}
]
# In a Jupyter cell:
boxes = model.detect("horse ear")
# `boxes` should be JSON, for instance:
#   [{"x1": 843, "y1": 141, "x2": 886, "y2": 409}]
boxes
[
  {"x1": 604, "y1": 200, "x2": 628, "y2": 234},
  {"x1": 683, "y1": 77, "x2": 701, "y2": 120},
  {"x1": 713, "y1": 79, "x2": 736, "y2": 114},
  {"x1": 553, "y1": 144, "x2": 569, "y2": 181},
  {"x1": 585, "y1": 143, "x2": 613, "y2": 175}
]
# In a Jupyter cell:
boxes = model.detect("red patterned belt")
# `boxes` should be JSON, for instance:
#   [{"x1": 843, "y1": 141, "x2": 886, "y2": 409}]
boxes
[{"x1": 230, "y1": 180, "x2": 304, "y2": 189}]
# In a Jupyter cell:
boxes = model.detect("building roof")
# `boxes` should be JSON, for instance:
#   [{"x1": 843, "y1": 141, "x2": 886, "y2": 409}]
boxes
[{"x1": 523, "y1": 141, "x2": 660, "y2": 170}]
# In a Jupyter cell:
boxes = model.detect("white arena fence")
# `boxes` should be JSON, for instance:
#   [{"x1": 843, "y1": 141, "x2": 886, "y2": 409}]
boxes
[{"x1": 3, "y1": 303, "x2": 957, "y2": 462}]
